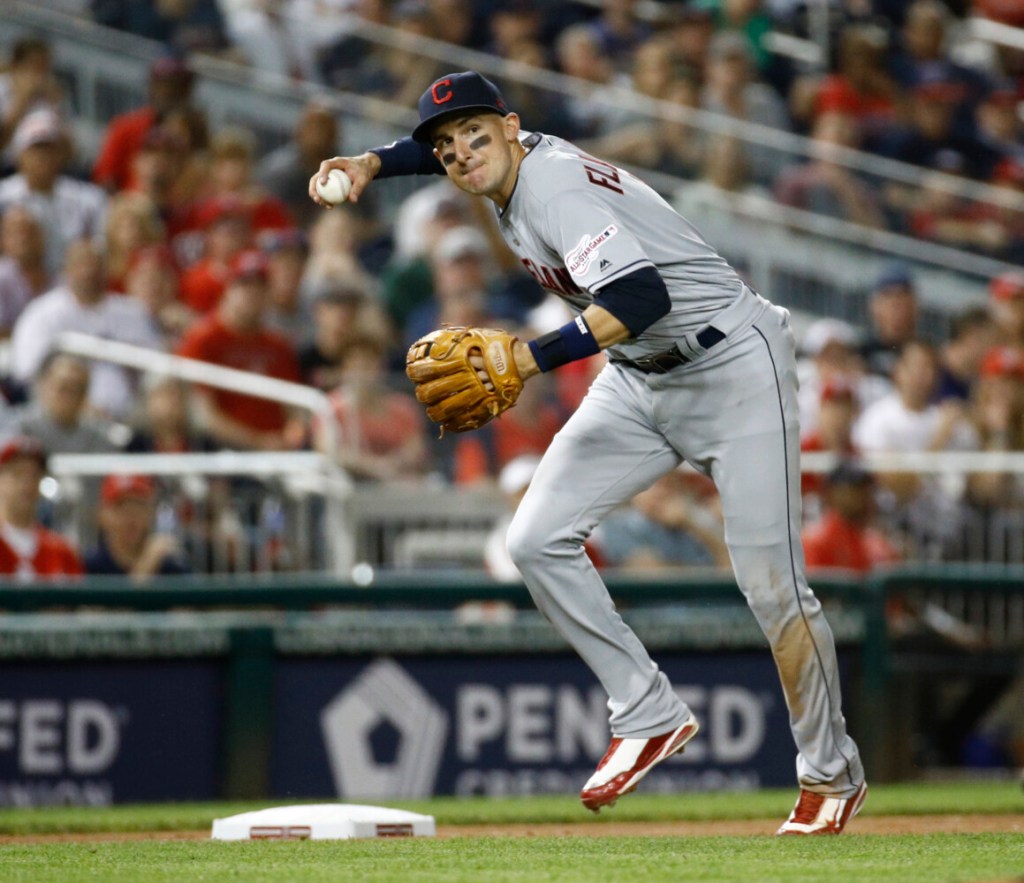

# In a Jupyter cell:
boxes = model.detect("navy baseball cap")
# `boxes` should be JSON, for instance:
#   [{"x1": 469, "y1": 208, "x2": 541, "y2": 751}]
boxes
[
  {"x1": 412, "y1": 72, "x2": 510, "y2": 143},
  {"x1": 873, "y1": 260, "x2": 915, "y2": 292},
  {"x1": 827, "y1": 461, "x2": 873, "y2": 488}
]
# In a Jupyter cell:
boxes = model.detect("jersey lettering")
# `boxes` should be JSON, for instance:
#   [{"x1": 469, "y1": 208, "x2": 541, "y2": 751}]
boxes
[
  {"x1": 579, "y1": 155, "x2": 623, "y2": 195},
  {"x1": 521, "y1": 258, "x2": 583, "y2": 297}
]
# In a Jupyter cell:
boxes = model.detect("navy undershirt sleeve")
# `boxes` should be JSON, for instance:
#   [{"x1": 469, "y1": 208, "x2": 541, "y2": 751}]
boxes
[
  {"x1": 369, "y1": 137, "x2": 445, "y2": 178},
  {"x1": 592, "y1": 266, "x2": 671, "y2": 337}
]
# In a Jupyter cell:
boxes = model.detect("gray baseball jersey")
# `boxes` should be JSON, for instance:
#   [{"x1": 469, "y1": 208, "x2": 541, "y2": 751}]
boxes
[
  {"x1": 494, "y1": 130, "x2": 864, "y2": 798},
  {"x1": 502, "y1": 131, "x2": 741, "y2": 360}
]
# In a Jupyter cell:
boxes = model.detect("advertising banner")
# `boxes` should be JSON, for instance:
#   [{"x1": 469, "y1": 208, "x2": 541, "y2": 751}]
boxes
[
  {"x1": 272, "y1": 653, "x2": 815, "y2": 798},
  {"x1": 0, "y1": 662, "x2": 222, "y2": 806}
]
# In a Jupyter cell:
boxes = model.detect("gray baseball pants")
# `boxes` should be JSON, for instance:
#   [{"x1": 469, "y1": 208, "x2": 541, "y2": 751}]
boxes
[{"x1": 506, "y1": 289, "x2": 865, "y2": 796}]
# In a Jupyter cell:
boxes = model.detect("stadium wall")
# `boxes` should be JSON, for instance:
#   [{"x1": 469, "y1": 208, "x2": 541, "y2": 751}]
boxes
[{"x1": 3, "y1": 570, "x2": 1017, "y2": 806}]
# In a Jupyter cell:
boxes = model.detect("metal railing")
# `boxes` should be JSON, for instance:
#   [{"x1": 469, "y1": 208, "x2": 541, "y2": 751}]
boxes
[
  {"x1": 57, "y1": 329, "x2": 343, "y2": 453},
  {"x1": 346, "y1": 481, "x2": 504, "y2": 570},
  {"x1": 59, "y1": 332, "x2": 331, "y2": 422},
  {"x1": 49, "y1": 450, "x2": 354, "y2": 576},
  {"x1": 49, "y1": 332, "x2": 357, "y2": 574},
  {"x1": 47, "y1": 327, "x2": 1024, "y2": 573},
  {"x1": 967, "y1": 14, "x2": 1024, "y2": 51}
]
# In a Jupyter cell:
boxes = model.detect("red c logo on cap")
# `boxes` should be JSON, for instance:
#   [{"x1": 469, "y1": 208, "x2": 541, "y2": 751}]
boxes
[{"x1": 431, "y1": 79, "x2": 453, "y2": 105}]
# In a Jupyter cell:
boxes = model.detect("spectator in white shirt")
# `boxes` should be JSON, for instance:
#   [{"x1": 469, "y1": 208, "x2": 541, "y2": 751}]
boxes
[
  {"x1": 10, "y1": 239, "x2": 163, "y2": 419},
  {"x1": 797, "y1": 317, "x2": 890, "y2": 443},
  {"x1": 0, "y1": 110, "x2": 107, "y2": 276},
  {"x1": 0, "y1": 204, "x2": 51, "y2": 336},
  {"x1": 853, "y1": 339, "x2": 978, "y2": 556}
]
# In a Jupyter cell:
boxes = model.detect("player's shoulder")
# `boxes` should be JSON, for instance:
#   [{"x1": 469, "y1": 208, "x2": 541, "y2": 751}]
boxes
[
  {"x1": 517, "y1": 132, "x2": 593, "y2": 196},
  {"x1": 517, "y1": 134, "x2": 628, "y2": 219}
]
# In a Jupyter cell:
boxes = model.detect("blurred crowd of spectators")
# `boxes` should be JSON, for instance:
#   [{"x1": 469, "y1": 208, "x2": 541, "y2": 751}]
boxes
[
  {"x1": 57, "y1": 0, "x2": 1024, "y2": 261},
  {"x1": 0, "y1": 0, "x2": 1022, "y2": 580}
]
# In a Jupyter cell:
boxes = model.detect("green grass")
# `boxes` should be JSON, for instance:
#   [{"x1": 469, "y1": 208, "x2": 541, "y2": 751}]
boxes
[
  {"x1": 0, "y1": 782, "x2": 1021, "y2": 882},
  {"x1": 1, "y1": 835, "x2": 1022, "y2": 883}
]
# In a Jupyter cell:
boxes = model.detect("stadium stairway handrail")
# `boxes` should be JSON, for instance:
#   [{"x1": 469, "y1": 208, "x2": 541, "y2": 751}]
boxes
[{"x1": 56, "y1": 331, "x2": 345, "y2": 459}]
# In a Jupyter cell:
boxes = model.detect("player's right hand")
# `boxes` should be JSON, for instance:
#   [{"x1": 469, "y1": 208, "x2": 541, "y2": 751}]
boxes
[{"x1": 308, "y1": 153, "x2": 381, "y2": 207}]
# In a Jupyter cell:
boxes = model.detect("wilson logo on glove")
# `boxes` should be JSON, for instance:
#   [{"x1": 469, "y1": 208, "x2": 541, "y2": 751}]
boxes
[
  {"x1": 487, "y1": 341, "x2": 510, "y2": 376},
  {"x1": 406, "y1": 326, "x2": 523, "y2": 435}
]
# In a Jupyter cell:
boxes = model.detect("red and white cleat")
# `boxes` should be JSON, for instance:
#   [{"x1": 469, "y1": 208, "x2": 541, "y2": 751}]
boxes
[
  {"x1": 580, "y1": 713, "x2": 700, "y2": 813},
  {"x1": 776, "y1": 782, "x2": 868, "y2": 835}
]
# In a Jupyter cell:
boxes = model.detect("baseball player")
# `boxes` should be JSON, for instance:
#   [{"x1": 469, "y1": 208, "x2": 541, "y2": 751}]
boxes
[{"x1": 310, "y1": 72, "x2": 867, "y2": 835}]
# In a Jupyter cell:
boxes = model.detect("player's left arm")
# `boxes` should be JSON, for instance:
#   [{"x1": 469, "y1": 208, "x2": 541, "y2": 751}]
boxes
[
  {"x1": 513, "y1": 269, "x2": 670, "y2": 379},
  {"x1": 514, "y1": 184, "x2": 671, "y2": 378}
]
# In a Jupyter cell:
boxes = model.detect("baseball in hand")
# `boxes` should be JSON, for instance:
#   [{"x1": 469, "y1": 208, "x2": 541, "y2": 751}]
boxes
[{"x1": 316, "y1": 168, "x2": 352, "y2": 205}]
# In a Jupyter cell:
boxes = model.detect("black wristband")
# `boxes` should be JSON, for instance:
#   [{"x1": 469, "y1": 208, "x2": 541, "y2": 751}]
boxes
[{"x1": 527, "y1": 316, "x2": 601, "y2": 372}]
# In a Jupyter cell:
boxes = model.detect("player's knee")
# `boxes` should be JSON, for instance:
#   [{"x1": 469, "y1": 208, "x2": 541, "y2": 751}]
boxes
[
  {"x1": 505, "y1": 512, "x2": 545, "y2": 572},
  {"x1": 730, "y1": 545, "x2": 819, "y2": 629}
]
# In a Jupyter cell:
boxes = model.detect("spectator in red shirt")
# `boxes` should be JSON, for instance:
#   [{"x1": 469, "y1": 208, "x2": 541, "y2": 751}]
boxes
[
  {"x1": 161, "y1": 105, "x2": 211, "y2": 206},
  {"x1": 178, "y1": 196, "x2": 253, "y2": 314},
  {"x1": 964, "y1": 346, "x2": 1024, "y2": 511},
  {"x1": 804, "y1": 23, "x2": 899, "y2": 145},
  {"x1": 188, "y1": 128, "x2": 292, "y2": 233},
  {"x1": 0, "y1": 436, "x2": 82, "y2": 580},
  {"x1": 103, "y1": 191, "x2": 167, "y2": 293},
  {"x1": 92, "y1": 56, "x2": 196, "y2": 193},
  {"x1": 313, "y1": 335, "x2": 427, "y2": 481},
  {"x1": 801, "y1": 380, "x2": 861, "y2": 504},
  {"x1": 176, "y1": 249, "x2": 304, "y2": 451},
  {"x1": 989, "y1": 271, "x2": 1024, "y2": 350},
  {"x1": 802, "y1": 461, "x2": 900, "y2": 574},
  {"x1": 128, "y1": 127, "x2": 192, "y2": 243}
]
